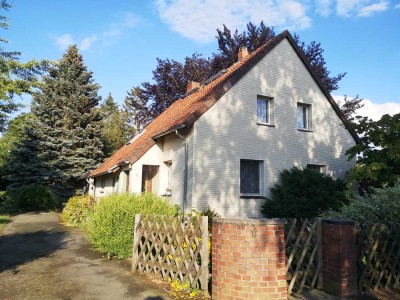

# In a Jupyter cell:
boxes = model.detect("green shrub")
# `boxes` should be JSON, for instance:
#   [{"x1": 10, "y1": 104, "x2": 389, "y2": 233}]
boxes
[
  {"x1": 61, "y1": 195, "x2": 92, "y2": 228},
  {"x1": 261, "y1": 167, "x2": 348, "y2": 218},
  {"x1": 326, "y1": 184, "x2": 400, "y2": 227},
  {"x1": 86, "y1": 193, "x2": 179, "y2": 259},
  {"x1": 3, "y1": 185, "x2": 57, "y2": 212}
]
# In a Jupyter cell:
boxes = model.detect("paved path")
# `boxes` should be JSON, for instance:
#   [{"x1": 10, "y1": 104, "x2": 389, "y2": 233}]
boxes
[{"x1": 0, "y1": 212, "x2": 174, "y2": 300}]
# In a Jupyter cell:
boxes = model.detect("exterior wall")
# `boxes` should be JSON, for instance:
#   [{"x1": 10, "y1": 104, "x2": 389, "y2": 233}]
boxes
[
  {"x1": 89, "y1": 129, "x2": 191, "y2": 211},
  {"x1": 192, "y1": 39, "x2": 356, "y2": 218},
  {"x1": 92, "y1": 172, "x2": 120, "y2": 198}
]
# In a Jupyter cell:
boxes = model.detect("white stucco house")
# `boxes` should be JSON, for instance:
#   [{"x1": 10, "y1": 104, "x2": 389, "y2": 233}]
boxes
[{"x1": 87, "y1": 30, "x2": 359, "y2": 218}]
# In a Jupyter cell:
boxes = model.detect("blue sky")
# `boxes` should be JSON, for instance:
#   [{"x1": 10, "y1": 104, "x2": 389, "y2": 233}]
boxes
[{"x1": 5, "y1": 0, "x2": 400, "y2": 120}]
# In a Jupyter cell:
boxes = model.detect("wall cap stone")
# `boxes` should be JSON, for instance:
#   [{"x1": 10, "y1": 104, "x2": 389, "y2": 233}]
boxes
[
  {"x1": 321, "y1": 218, "x2": 356, "y2": 226},
  {"x1": 213, "y1": 218, "x2": 286, "y2": 225}
]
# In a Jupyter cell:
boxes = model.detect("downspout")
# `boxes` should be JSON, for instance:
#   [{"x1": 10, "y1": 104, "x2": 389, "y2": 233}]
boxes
[{"x1": 175, "y1": 130, "x2": 188, "y2": 214}]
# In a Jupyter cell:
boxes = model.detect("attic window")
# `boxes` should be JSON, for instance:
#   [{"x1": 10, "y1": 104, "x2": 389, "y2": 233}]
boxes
[
  {"x1": 297, "y1": 103, "x2": 312, "y2": 131},
  {"x1": 257, "y1": 96, "x2": 273, "y2": 125}
]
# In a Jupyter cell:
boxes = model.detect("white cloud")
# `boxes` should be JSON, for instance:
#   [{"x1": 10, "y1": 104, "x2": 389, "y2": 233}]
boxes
[
  {"x1": 315, "y1": 0, "x2": 333, "y2": 16},
  {"x1": 79, "y1": 35, "x2": 97, "y2": 51},
  {"x1": 122, "y1": 13, "x2": 140, "y2": 28},
  {"x1": 155, "y1": 0, "x2": 311, "y2": 43},
  {"x1": 52, "y1": 12, "x2": 140, "y2": 51},
  {"x1": 357, "y1": 99, "x2": 400, "y2": 121},
  {"x1": 394, "y1": 3, "x2": 400, "y2": 9},
  {"x1": 54, "y1": 34, "x2": 74, "y2": 50},
  {"x1": 357, "y1": 1, "x2": 389, "y2": 17},
  {"x1": 334, "y1": 95, "x2": 400, "y2": 121},
  {"x1": 336, "y1": 0, "x2": 388, "y2": 17}
]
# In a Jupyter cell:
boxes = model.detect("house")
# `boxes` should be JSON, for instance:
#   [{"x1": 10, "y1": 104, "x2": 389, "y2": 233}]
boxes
[{"x1": 87, "y1": 30, "x2": 358, "y2": 218}]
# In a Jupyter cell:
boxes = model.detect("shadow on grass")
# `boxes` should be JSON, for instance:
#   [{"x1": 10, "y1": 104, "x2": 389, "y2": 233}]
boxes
[{"x1": 0, "y1": 229, "x2": 67, "y2": 272}]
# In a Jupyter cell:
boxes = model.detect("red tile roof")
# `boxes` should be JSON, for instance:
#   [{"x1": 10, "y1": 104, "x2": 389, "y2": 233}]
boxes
[{"x1": 88, "y1": 30, "x2": 358, "y2": 178}]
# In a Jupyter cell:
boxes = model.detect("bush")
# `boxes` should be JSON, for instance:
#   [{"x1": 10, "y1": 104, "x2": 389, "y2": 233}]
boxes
[
  {"x1": 61, "y1": 195, "x2": 92, "y2": 228},
  {"x1": 261, "y1": 167, "x2": 348, "y2": 218},
  {"x1": 86, "y1": 193, "x2": 179, "y2": 259},
  {"x1": 2, "y1": 185, "x2": 57, "y2": 212},
  {"x1": 326, "y1": 184, "x2": 400, "y2": 227}
]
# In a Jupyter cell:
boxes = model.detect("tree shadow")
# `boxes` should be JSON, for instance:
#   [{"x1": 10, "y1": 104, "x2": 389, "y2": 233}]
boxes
[{"x1": 0, "y1": 229, "x2": 67, "y2": 272}]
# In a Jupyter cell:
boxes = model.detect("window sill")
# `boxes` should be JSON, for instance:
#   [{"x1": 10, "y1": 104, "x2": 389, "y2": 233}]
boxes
[
  {"x1": 257, "y1": 122, "x2": 275, "y2": 127},
  {"x1": 240, "y1": 195, "x2": 266, "y2": 199},
  {"x1": 297, "y1": 128, "x2": 313, "y2": 133}
]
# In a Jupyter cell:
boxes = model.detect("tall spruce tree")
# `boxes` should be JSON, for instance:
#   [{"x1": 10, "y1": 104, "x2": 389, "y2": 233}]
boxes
[{"x1": 8, "y1": 45, "x2": 104, "y2": 199}]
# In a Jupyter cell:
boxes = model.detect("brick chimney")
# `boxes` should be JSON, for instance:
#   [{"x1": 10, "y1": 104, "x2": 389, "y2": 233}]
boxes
[
  {"x1": 238, "y1": 46, "x2": 249, "y2": 61},
  {"x1": 186, "y1": 81, "x2": 200, "y2": 93}
]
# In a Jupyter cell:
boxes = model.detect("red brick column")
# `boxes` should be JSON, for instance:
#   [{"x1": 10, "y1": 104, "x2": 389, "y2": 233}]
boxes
[
  {"x1": 321, "y1": 219, "x2": 358, "y2": 297},
  {"x1": 212, "y1": 218, "x2": 287, "y2": 300}
]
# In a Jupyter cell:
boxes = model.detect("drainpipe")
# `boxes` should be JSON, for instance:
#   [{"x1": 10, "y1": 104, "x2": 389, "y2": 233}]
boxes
[{"x1": 175, "y1": 130, "x2": 188, "y2": 214}]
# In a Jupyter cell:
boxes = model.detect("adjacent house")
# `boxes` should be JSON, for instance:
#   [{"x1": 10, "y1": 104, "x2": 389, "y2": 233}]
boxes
[{"x1": 87, "y1": 30, "x2": 358, "y2": 218}]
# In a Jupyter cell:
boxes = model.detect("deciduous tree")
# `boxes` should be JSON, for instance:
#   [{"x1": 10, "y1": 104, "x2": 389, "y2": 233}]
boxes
[
  {"x1": 0, "y1": 1, "x2": 49, "y2": 131},
  {"x1": 346, "y1": 113, "x2": 400, "y2": 191}
]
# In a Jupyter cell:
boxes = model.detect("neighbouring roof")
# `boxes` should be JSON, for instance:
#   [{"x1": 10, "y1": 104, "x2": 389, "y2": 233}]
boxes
[{"x1": 88, "y1": 30, "x2": 359, "y2": 178}]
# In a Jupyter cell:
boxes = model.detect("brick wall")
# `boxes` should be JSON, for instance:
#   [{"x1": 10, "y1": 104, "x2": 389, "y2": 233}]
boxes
[
  {"x1": 321, "y1": 219, "x2": 358, "y2": 297},
  {"x1": 212, "y1": 218, "x2": 287, "y2": 300}
]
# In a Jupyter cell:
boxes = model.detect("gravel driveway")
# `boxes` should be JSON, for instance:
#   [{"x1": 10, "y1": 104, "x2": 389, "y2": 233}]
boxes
[{"x1": 0, "y1": 212, "x2": 173, "y2": 300}]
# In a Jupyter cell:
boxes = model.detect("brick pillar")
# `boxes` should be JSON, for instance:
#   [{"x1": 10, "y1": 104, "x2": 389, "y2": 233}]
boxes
[
  {"x1": 212, "y1": 218, "x2": 287, "y2": 300},
  {"x1": 321, "y1": 219, "x2": 358, "y2": 297}
]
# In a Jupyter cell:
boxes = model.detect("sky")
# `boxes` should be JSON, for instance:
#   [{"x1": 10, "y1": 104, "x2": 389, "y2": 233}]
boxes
[{"x1": 5, "y1": 0, "x2": 400, "y2": 121}]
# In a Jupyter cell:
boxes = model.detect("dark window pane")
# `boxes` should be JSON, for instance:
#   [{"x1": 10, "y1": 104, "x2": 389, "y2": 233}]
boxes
[{"x1": 240, "y1": 160, "x2": 260, "y2": 194}]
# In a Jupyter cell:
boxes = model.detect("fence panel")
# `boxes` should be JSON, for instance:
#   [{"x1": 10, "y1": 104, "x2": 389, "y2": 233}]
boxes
[
  {"x1": 285, "y1": 218, "x2": 323, "y2": 294},
  {"x1": 358, "y1": 224, "x2": 400, "y2": 293},
  {"x1": 132, "y1": 214, "x2": 209, "y2": 290}
]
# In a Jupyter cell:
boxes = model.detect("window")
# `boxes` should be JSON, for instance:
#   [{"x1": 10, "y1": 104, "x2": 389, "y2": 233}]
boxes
[
  {"x1": 240, "y1": 160, "x2": 263, "y2": 196},
  {"x1": 297, "y1": 103, "x2": 311, "y2": 130},
  {"x1": 101, "y1": 179, "x2": 106, "y2": 188},
  {"x1": 257, "y1": 96, "x2": 273, "y2": 125},
  {"x1": 307, "y1": 164, "x2": 326, "y2": 173}
]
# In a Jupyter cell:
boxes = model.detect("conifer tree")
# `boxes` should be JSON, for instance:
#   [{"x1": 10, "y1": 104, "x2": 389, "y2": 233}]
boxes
[
  {"x1": 100, "y1": 93, "x2": 134, "y2": 156},
  {"x1": 8, "y1": 45, "x2": 104, "y2": 199}
]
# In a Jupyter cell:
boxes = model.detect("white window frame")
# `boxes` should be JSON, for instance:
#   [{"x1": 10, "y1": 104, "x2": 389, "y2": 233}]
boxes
[
  {"x1": 297, "y1": 103, "x2": 312, "y2": 130},
  {"x1": 257, "y1": 96, "x2": 273, "y2": 125},
  {"x1": 240, "y1": 159, "x2": 264, "y2": 197}
]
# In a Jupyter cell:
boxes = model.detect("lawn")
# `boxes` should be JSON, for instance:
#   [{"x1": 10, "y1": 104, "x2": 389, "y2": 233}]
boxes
[{"x1": 0, "y1": 215, "x2": 10, "y2": 233}]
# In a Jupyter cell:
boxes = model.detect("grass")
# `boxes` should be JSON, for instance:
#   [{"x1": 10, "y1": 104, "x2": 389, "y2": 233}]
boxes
[{"x1": 0, "y1": 214, "x2": 10, "y2": 233}]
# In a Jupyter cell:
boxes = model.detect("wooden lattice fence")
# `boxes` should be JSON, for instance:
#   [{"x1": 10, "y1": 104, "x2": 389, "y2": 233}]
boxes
[
  {"x1": 132, "y1": 214, "x2": 209, "y2": 290},
  {"x1": 285, "y1": 218, "x2": 323, "y2": 294},
  {"x1": 358, "y1": 224, "x2": 400, "y2": 293}
]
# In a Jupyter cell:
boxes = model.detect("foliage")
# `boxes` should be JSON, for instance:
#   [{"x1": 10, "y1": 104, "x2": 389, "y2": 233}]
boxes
[
  {"x1": 125, "y1": 53, "x2": 212, "y2": 128},
  {"x1": 0, "y1": 113, "x2": 31, "y2": 189},
  {"x1": 6, "y1": 45, "x2": 104, "y2": 199},
  {"x1": 169, "y1": 278, "x2": 201, "y2": 298},
  {"x1": 0, "y1": 214, "x2": 10, "y2": 232},
  {"x1": 261, "y1": 167, "x2": 348, "y2": 218},
  {"x1": 126, "y1": 22, "x2": 350, "y2": 128},
  {"x1": 86, "y1": 193, "x2": 179, "y2": 259},
  {"x1": 326, "y1": 184, "x2": 400, "y2": 227},
  {"x1": 0, "y1": 1, "x2": 49, "y2": 131},
  {"x1": 2, "y1": 184, "x2": 57, "y2": 212},
  {"x1": 61, "y1": 195, "x2": 92, "y2": 228},
  {"x1": 100, "y1": 93, "x2": 135, "y2": 156},
  {"x1": 335, "y1": 95, "x2": 364, "y2": 121},
  {"x1": 346, "y1": 113, "x2": 400, "y2": 191}
]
